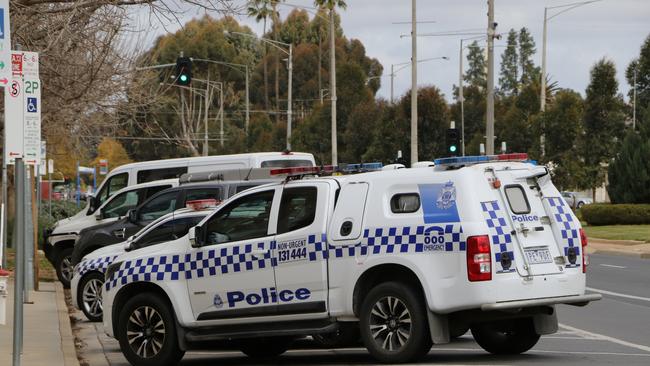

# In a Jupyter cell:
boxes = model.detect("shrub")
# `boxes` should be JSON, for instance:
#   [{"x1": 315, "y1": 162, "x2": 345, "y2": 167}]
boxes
[{"x1": 581, "y1": 203, "x2": 650, "y2": 226}]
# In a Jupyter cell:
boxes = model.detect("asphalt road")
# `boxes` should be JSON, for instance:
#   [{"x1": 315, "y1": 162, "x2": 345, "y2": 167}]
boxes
[{"x1": 82, "y1": 253, "x2": 650, "y2": 366}]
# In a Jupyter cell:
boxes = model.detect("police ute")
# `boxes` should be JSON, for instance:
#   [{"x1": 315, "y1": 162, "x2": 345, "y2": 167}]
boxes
[{"x1": 101, "y1": 154, "x2": 601, "y2": 366}]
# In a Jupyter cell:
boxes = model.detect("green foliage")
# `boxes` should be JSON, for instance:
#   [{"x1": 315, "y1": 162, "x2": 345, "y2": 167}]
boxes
[
  {"x1": 607, "y1": 131, "x2": 650, "y2": 203},
  {"x1": 465, "y1": 41, "x2": 486, "y2": 88},
  {"x1": 499, "y1": 29, "x2": 519, "y2": 96},
  {"x1": 581, "y1": 204, "x2": 650, "y2": 226},
  {"x1": 626, "y1": 34, "x2": 650, "y2": 123},
  {"x1": 518, "y1": 27, "x2": 538, "y2": 84},
  {"x1": 37, "y1": 201, "x2": 83, "y2": 248},
  {"x1": 582, "y1": 58, "x2": 626, "y2": 192}
]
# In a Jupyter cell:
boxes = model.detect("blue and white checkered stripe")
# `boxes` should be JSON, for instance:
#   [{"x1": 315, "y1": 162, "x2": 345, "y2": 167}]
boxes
[
  {"x1": 106, "y1": 224, "x2": 466, "y2": 291},
  {"x1": 546, "y1": 197, "x2": 580, "y2": 268},
  {"x1": 481, "y1": 201, "x2": 516, "y2": 273},
  {"x1": 106, "y1": 241, "x2": 276, "y2": 291},
  {"x1": 75, "y1": 255, "x2": 118, "y2": 277}
]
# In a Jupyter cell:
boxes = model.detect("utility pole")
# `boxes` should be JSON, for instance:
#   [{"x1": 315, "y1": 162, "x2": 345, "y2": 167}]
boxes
[
  {"x1": 219, "y1": 83, "x2": 224, "y2": 148},
  {"x1": 486, "y1": 0, "x2": 496, "y2": 155},
  {"x1": 330, "y1": 8, "x2": 338, "y2": 165},
  {"x1": 459, "y1": 38, "x2": 466, "y2": 156},
  {"x1": 203, "y1": 72, "x2": 210, "y2": 156},
  {"x1": 390, "y1": 64, "x2": 395, "y2": 105},
  {"x1": 411, "y1": 0, "x2": 418, "y2": 164},
  {"x1": 287, "y1": 44, "x2": 293, "y2": 151},
  {"x1": 540, "y1": 7, "x2": 548, "y2": 157},
  {"x1": 633, "y1": 67, "x2": 637, "y2": 131}
]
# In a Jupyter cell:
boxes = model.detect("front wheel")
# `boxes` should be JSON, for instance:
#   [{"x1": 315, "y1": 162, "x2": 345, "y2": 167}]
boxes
[
  {"x1": 360, "y1": 282, "x2": 432, "y2": 363},
  {"x1": 78, "y1": 272, "x2": 104, "y2": 322},
  {"x1": 117, "y1": 293, "x2": 184, "y2": 366},
  {"x1": 55, "y1": 248, "x2": 74, "y2": 289},
  {"x1": 471, "y1": 318, "x2": 540, "y2": 355}
]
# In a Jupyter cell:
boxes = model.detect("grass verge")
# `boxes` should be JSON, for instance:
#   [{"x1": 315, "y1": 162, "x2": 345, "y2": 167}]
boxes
[
  {"x1": 3, "y1": 248, "x2": 57, "y2": 281},
  {"x1": 583, "y1": 225, "x2": 650, "y2": 243}
]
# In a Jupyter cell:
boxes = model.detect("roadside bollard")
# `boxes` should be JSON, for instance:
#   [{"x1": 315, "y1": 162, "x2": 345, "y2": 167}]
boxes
[{"x1": 0, "y1": 268, "x2": 10, "y2": 325}]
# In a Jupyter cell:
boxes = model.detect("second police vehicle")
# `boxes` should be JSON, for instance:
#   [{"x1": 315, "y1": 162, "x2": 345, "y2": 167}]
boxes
[{"x1": 101, "y1": 154, "x2": 601, "y2": 365}]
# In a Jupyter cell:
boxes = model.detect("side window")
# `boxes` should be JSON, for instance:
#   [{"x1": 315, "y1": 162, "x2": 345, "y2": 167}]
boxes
[
  {"x1": 96, "y1": 173, "x2": 128, "y2": 206},
  {"x1": 145, "y1": 185, "x2": 172, "y2": 201},
  {"x1": 102, "y1": 189, "x2": 145, "y2": 218},
  {"x1": 136, "y1": 216, "x2": 205, "y2": 248},
  {"x1": 137, "y1": 167, "x2": 187, "y2": 184},
  {"x1": 504, "y1": 185, "x2": 530, "y2": 214},
  {"x1": 185, "y1": 188, "x2": 222, "y2": 203},
  {"x1": 204, "y1": 190, "x2": 274, "y2": 245},
  {"x1": 277, "y1": 187, "x2": 317, "y2": 234},
  {"x1": 138, "y1": 191, "x2": 178, "y2": 222},
  {"x1": 235, "y1": 184, "x2": 257, "y2": 194},
  {"x1": 390, "y1": 193, "x2": 420, "y2": 213}
]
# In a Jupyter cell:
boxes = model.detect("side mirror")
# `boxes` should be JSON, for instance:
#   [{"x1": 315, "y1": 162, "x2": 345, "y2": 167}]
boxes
[
  {"x1": 87, "y1": 196, "x2": 97, "y2": 213},
  {"x1": 189, "y1": 226, "x2": 204, "y2": 248},
  {"x1": 94, "y1": 209, "x2": 103, "y2": 220},
  {"x1": 124, "y1": 235, "x2": 136, "y2": 252},
  {"x1": 127, "y1": 209, "x2": 138, "y2": 224}
]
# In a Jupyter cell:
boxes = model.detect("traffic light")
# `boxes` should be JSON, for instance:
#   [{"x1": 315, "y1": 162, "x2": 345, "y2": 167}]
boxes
[
  {"x1": 175, "y1": 57, "x2": 192, "y2": 86},
  {"x1": 446, "y1": 128, "x2": 460, "y2": 156}
]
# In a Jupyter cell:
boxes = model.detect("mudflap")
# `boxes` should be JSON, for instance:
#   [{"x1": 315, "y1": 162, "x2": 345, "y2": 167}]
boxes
[
  {"x1": 533, "y1": 306, "x2": 558, "y2": 335},
  {"x1": 427, "y1": 310, "x2": 450, "y2": 344}
]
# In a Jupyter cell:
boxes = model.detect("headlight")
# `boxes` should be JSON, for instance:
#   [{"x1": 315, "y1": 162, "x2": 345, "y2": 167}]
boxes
[{"x1": 105, "y1": 261, "x2": 123, "y2": 282}]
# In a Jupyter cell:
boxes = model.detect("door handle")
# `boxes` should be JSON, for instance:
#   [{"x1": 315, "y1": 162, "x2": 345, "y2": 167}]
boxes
[{"x1": 250, "y1": 249, "x2": 269, "y2": 258}]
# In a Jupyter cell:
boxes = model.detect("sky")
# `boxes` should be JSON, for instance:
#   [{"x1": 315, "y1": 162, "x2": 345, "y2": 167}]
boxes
[{"x1": 137, "y1": 0, "x2": 650, "y2": 103}]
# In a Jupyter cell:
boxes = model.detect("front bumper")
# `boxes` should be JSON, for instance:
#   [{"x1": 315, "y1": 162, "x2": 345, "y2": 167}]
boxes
[{"x1": 480, "y1": 293, "x2": 602, "y2": 311}]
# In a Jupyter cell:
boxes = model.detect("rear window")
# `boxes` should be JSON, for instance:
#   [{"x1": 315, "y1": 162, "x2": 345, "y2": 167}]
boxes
[
  {"x1": 504, "y1": 185, "x2": 530, "y2": 214},
  {"x1": 260, "y1": 159, "x2": 313, "y2": 168},
  {"x1": 137, "y1": 167, "x2": 187, "y2": 184},
  {"x1": 185, "y1": 188, "x2": 222, "y2": 202},
  {"x1": 390, "y1": 194, "x2": 420, "y2": 213}
]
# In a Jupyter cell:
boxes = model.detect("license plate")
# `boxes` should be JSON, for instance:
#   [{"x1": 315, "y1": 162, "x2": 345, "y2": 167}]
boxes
[{"x1": 524, "y1": 248, "x2": 553, "y2": 264}]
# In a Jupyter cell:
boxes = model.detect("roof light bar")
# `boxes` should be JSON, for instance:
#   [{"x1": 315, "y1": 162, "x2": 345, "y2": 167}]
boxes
[
  {"x1": 269, "y1": 165, "x2": 336, "y2": 176},
  {"x1": 341, "y1": 162, "x2": 383, "y2": 173},
  {"x1": 186, "y1": 199, "x2": 220, "y2": 210},
  {"x1": 434, "y1": 153, "x2": 529, "y2": 167}
]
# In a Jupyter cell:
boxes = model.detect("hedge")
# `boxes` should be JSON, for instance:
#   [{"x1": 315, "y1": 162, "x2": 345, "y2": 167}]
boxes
[{"x1": 581, "y1": 204, "x2": 650, "y2": 226}]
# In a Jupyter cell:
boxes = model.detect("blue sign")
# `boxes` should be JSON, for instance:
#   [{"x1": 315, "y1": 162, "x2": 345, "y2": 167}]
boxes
[
  {"x1": 27, "y1": 97, "x2": 37, "y2": 113},
  {"x1": 419, "y1": 182, "x2": 460, "y2": 224},
  {"x1": 0, "y1": 10, "x2": 4, "y2": 40}
]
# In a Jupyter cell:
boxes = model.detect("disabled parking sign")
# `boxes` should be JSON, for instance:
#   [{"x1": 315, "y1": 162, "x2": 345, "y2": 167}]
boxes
[{"x1": 27, "y1": 97, "x2": 37, "y2": 113}]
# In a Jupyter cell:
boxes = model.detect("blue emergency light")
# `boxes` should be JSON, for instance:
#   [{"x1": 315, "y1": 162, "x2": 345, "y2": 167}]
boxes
[{"x1": 434, "y1": 153, "x2": 529, "y2": 168}]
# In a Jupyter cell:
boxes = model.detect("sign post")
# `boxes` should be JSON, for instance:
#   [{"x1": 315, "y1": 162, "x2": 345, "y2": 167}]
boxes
[
  {"x1": 0, "y1": 0, "x2": 9, "y2": 270},
  {"x1": 48, "y1": 159, "x2": 53, "y2": 217}
]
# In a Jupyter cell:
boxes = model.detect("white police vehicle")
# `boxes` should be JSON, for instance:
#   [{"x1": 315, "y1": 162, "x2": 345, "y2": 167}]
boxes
[
  {"x1": 102, "y1": 155, "x2": 601, "y2": 365},
  {"x1": 72, "y1": 203, "x2": 216, "y2": 321}
]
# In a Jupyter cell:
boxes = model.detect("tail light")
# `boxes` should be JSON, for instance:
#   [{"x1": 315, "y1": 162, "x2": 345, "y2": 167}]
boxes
[
  {"x1": 467, "y1": 235, "x2": 492, "y2": 281},
  {"x1": 580, "y1": 228, "x2": 589, "y2": 273}
]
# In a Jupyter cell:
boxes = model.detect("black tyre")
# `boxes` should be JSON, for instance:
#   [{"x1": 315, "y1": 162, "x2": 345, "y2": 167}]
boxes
[
  {"x1": 313, "y1": 323, "x2": 360, "y2": 348},
  {"x1": 239, "y1": 337, "x2": 292, "y2": 359},
  {"x1": 78, "y1": 271, "x2": 104, "y2": 322},
  {"x1": 55, "y1": 247, "x2": 74, "y2": 289},
  {"x1": 117, "y1": 293, "x2": 184, "y2": 366},
  {"x1": 359, "y1": 282, "x2": 432, "y2": 363},
  {"x1": 471, "y1": 317, "x2": 540, "y2": 355}
]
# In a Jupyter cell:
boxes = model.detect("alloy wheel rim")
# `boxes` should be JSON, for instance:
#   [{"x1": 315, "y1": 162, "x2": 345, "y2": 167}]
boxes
[
  {"x1": 61, "y1": 256, "x2": 73, "y2": 282},
  {"x1": 82, "y1": 278, "x2": 104, "y2": 317},
  {"x1": 126, "y1": 306, "x2": 166, "y2": 359},
  {"x1": 369, "y1": 296, "x2": 412, "y2": 352}
]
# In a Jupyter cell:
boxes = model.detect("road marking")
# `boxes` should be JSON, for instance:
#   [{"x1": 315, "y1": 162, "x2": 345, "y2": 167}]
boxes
[
  {"x1": 599, "y1": 263, "x2": 627, "y2": 269},
  {"x1": 559, "y1": 323, "x2": 650, "y2": 353},
  {"x1": 587, "y1": 287, "x2": 650, "y2": 302}
]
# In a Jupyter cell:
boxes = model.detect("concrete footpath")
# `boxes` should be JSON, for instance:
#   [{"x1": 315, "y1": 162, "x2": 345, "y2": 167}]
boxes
[
  {"x1": 0, "y1": 280, "x2": 79, "y2": 366},
  {"x1": 589, "y1": 238, "x2": 650, "y2": 259}
]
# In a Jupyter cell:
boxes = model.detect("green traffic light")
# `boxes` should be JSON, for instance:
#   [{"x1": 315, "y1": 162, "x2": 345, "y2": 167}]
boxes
[
  {"x1": 180, "y1": 74, "x2": 188, "y2": 82},
  {"x1": 450, "y1": 145, "x2": 457, "y2": 153}
]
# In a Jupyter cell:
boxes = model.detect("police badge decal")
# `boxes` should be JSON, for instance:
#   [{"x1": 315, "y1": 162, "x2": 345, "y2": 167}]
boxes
[
  {"x1": 436, "y1": 181, "x2": 457, "y2": 210},
  {"x1": 213, "y1": 294, "x2": 224, "y2": 308}
]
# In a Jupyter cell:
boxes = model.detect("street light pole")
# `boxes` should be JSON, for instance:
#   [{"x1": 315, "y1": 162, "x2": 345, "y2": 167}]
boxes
[
  {"x1": 411, "y1": 0, "x2": 418, "y2": 164},
  {"x1": 287, "y1": 43, "x2": 293, "y2": 150},
  {"x1": 390, "y1": 64, "x2": 395, "y2": 105},
  {"x1": 204, "y1": 72, "x2": 210, "y2": 156},
  {"x1": 330, "y1": 8, "x2": 338, "y2": 165},
  {"x1": 459, "y1": 38, "x2": 465, "y2": 156},
  {"x1": 633, "y1": 66, "x2": 637, "y2": 131},
  {"x1": 486, "y1": 0, "x2": 496, "y2": 155}
]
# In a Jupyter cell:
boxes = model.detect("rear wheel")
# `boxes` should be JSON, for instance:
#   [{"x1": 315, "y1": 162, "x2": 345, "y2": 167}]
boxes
[
  {"x1": 471, "y1": 318, "x2": 540, "y2": 355},
  {"x1": 78, "y1": 272, "x2": 104, "y2": 322},
  {"x1": 117, "y1": 293, "x2": 184, "y2": 366},
  {"x1": 360, "y1": 282, "x2": 432, "y2": 363},
  {"x1": 239, "y1": 337, "x2": 292, "y2": 359},
  {"x1": 55, "y1": 248, "x2": 74, "y2": 289}
]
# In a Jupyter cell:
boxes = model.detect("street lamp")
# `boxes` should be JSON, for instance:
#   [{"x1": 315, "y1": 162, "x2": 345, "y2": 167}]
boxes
[
  {"x1": 540, "y1": 0, "x2": 602, "y2": 156},
  {"x1": 225, "y1": 30, "x2": 293, "y2": 150},
  {"x1": 389, "y1": 56, "x2": 448, "y2": 105}
]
